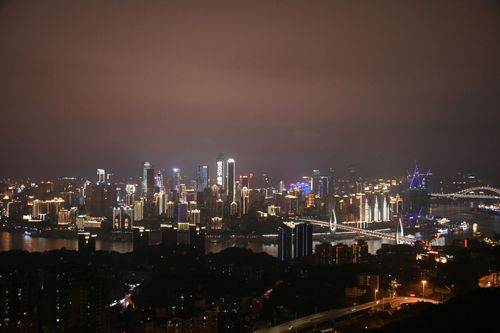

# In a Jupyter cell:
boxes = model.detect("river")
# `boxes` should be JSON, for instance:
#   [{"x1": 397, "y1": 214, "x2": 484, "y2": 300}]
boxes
[{"x1": 1, "y1": 203, "x2": 498, "y2": 256}]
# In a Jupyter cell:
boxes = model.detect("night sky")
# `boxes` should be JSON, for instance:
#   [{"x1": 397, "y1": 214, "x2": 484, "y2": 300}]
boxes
[{"x1": 1, "y1": 0, "x2": 499, "y2": 182}]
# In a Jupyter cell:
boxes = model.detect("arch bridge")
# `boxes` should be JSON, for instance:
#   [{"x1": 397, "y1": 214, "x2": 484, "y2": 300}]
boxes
[{"x1": 430, "y1": 186, "x2": 500, "y2": 200}]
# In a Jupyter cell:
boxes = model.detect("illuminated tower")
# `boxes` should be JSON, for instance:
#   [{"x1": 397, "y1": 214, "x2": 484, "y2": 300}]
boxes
[
  {"x1": 97, "y1": 169, "x2": 106, "y2": 183},
  {"x1": 294, "y1": 222, "x2": 313, "y2": 258},
  {"x1": 241, "y1": 186, "x2": 250, "y2": 215},
  {"x1": 226, "y1": 158, "x2": 236, "y2": 203},
  {"x1": 383, "y1": 195, "x2": 389, "y2": 221},
  {"x1": 172, "y1": 168, "x2": 181, "y2": 191},
  {"x1": 155, "y1": 170, "x2": 164, "y2": 191},
  {"x1": 142, "y1": 162, "x2": 155, "y2": 200},
  {"x1": 327, "y1": 167, "x2": 336, "y2": 196},
  {"x1": 374, "y1": 195, "x2": 380, "y2": 222},
  {"x1": 196, "y1": 165, "x2": 209, "y2": 192},
  {"x1": 365, "y1": 198, "x2": 371, "y2": 223},
  {"x1": 216, "y1": 153, "x2": 225, "y2": 188},
  {"x1": 278, "y1": 223, "x2": 293, "y2": 262},
  {"x1": 155, "y1": 191, "x2": 167, "y2": 216},
  {"x1": 312, "y1": 169, "x2": 320, "y2": 194}
]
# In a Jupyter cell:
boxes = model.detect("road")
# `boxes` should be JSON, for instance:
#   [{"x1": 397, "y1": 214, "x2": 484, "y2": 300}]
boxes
[{"x1": 253, "y1": 297, "x2": 440, "y2": 333}]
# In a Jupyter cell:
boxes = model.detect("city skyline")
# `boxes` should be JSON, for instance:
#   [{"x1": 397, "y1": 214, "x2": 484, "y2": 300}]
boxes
[
  {"x1": 1, "y1": 0, "x2": 499, "y2": 180},
  {"x1": 1, "y1": 2, "x2": 499, "y2": 332}
]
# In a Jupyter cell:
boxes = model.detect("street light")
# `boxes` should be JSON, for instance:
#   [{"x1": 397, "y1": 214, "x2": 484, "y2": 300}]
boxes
[
  {"x1": 421, "y1": 280, "x2": 427, "y2": 299},
  {"x1": 374, "y1": 288, "x2": 378, "y2": 301}
]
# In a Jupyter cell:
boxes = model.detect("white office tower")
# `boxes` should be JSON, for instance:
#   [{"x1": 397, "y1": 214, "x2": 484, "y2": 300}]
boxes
[
  {"x1": 97, "y1": 169, "x2": 106, "y2": 183},
  {"x1": 241, "y1": 187, "x2": 250, "y2": 215},
  {"x1": 216, "y1": 153, "x2": 225, "y2": 187},
  {"x1": 134, "y1": 199, "x2": 144, "y2": 221},
  {"x1": 365, "y1": 198, "x2": 372, "y2": 223},
  {"x1": 155, "y1": 191, "x2": 167, "y2": 216},
  {"x1": 382, "y1": 195, "x2": 389, "y2": 221},
  {"x1": 374, "y1": 195, "x2": 380, "y2": 222}
]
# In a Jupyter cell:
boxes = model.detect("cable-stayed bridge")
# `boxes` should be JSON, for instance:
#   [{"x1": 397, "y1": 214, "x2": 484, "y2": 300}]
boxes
[{"x1": 298, "y1": 209, "x2": 414, "y2": 244}]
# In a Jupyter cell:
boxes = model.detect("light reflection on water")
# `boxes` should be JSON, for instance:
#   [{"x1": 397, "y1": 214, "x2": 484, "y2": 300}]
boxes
[
  {"x1": 1, "y1": 203, "x2": 498, "y2": 256},
  {"x1": 0, "y1": 232, "x2": 389, "y2": 256}
]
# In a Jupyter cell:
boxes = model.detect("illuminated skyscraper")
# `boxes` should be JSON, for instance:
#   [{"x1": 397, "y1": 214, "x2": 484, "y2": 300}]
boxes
[
  {"x1": 142, "y1": 162, "x2": 155, "y2": 200},
  {"x1": 353, "y1": 239, "x2": 369, "y2": 263},
  {"x1": 196, "y1": 165, "x2": 209, "y2": 192},
  {"x1": 216, "y1": 153, "x2": 225, "y2": 188},
  {"x1": 97, "y1": 169, "x2": 106, "y2": 183},
  {"x1": 172, "y1": 168, "x2": 181, "y2": 191},
  {"x1": 327, "y1": 168, "x2": 336, "y2": 195},
  {"x1": 178, "y1": 202, "x2": 188, "y2": 222},
  {"x1": 112, "y1": 206, "x2": 133, "y2": 230},
  {"x1": 294, "y1": 222, "x2": 313, "y2": 258},
  {"x1": 125, "y1": 184, "x2": 136, "y2": 206},
  {"x1": 365, "y1": 197, "x2": 372, "y2": 223},
  {"x1": 241, "y1": 186, "x2": 250, "y2": 216},
  {"x1": 382, "y1": 195, "x2": 389, "y2": 221},
  {"x1": 166, "y1": 201, "x2": 175, "y2": 219},
  {"x1": 134, "y1": 198, "x2": 144, "y2": 221},
  {"x1": 278, "y1": 223, "x2": 293, "y2": 261},
  {"x1": 155, "y1": 191, "x2": 167, "y2": 216},
  {"x1": 312, "y1": 169, "x2": 320, "y2": 194},
  {"x1": 374, "y1": 195, "x2": 380, "y2": 222},
  {"x1": 155, "y1": 170, "x2": 164, "y2": 191},
  {"x1": 226, "y1": 158, "x2": 236, "y2": 203},
  {"x1": 240, "y1": 175, "x2": 249, "y2": 188}
]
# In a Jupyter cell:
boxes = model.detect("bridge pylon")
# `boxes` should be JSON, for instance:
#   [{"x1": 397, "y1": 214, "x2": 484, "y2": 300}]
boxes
[
  {"x1": 396, "y1": 218, "x2": 405, "y2": 244},
  {"x1": 329, "y1": 208, "x2": 338, "y2": 233}
]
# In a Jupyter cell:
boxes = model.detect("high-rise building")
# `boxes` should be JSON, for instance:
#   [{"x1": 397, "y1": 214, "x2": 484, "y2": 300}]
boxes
[
  {"x1": 189, "y1": 209, "x2": 201, "y2": 225},
  {"x1": 334, "y1": 243, "x2": 353, "y2": 264},
  {"x1": 278, "y1": 222, "x2": 294, "y2": 261},
  {"x1": 177, "y1": 202, "x2": 188, "y2": 222},
  {"x1": 32, "y1": 199, "x2": 43, "y2": 219},
  {"x1": 142, "y1": 162, "x2": 155, "y2": 199},
  {"x1": 215, "y1": 198, "x2": 224, "y2": 218},
  {"x1": 279, "y1": 180, "x2": 286, "y2": 193},
  {"x1": 327, "y1": 168, "x2": 336, "y2": 196},
  {"x1": 112, "y1": 206, "x2": 134, "y2": 230},
  {"x1": 125, "y1": 184, "x2": 136, "y2": 206},
  {"x1": 97, "y1": 169, "x2": 106, "y2": 183},
  {"x1": 240, "y1": 175, "x2": 249, "y2": 188},
  {"x1": 315, "y1": 243, "x2": 335, "y2": 265},
  {"x1": 241, "y1": 186, "x2": 250, "y2": 216},
  {"x1": 172, "y1": 168, "x2": 181, "y2": 191},
  {"x1": 85, "y1": 183, "x2": 116, "y2": 218},
  {"x1": 166, "y1": 201, "x2": 175, "y2": 219},
  {"x1": 134, "y1": 198, "x2": 144, "y2": 222},
  {"x1": 216, "y1": 153, "x2": 225, "y2": 188},
  {"x1": 226, "y1": 158, "x2": 236, "y2": 203},
  {"x1": 294, "y1": 223, "x2": 313, "y2": 258},
  {"x1": 78, "y1": 232, "x2": 96, "y2": 253},
  {"x1": 352, "y1": 239, "x2": 369, "y2": 263},
  {"x1": 196, "y1": 165, "x2": 209, "y2": 192},
  {"x1": 312, "y1": 169, "x2": 321, "y2": 194},
  {"x1": 57, "y1": 209, "x2": 70, "y2": 225},
  {"x1": 154, "y1": 191, "x2": 167, "y2": 216},
  {"x1": 133, "y1": 226, "x2": 150, "y2": 252}
]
